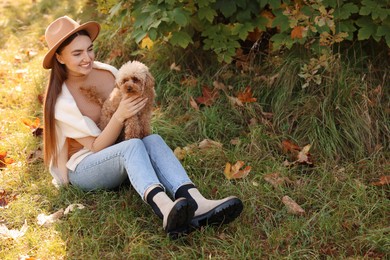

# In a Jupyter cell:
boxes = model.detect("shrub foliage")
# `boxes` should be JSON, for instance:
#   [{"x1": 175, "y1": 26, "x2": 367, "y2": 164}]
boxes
[{"x1": 96, "y1": 0, "x2": 390, "y2": 63}]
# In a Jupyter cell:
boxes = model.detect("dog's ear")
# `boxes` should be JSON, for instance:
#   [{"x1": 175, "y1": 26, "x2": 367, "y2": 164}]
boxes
[{"x1": 145, "y1": 71, "x2": 155, "y2": 88}]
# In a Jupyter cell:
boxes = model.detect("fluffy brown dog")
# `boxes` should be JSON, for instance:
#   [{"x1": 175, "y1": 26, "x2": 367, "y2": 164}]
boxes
[{"x1": 81, "y1": 61, "x2": 155, "y2": 140}]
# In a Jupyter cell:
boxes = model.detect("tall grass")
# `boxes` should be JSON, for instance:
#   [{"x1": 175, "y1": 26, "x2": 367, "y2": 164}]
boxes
[{"x1": 1, "y1": 0, "x2": 389, "y2": 259}]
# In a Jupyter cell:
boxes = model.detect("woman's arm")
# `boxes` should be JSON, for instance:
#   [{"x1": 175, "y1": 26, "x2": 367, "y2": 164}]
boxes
[{"x1": 75, "y1": 95, "x2": 148, "y2": 152}]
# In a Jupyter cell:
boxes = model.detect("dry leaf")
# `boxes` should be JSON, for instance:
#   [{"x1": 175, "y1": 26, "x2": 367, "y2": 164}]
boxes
[
  {"x1": 226, "y1": 95, "x2": 243, "y2": 107},
  {"x1": 237, "y1": 86, "x2": 257, "y2": 103},
  {"x1": 198, "y1": 139, "x2": 223, "y2": 150},
  {"x1": 297, "y1": 144, "x2": 313, "y2": 165},
  {"x1": 230, "y1": 138, "x2": 240, "y2": 146},
  {"x1": 0, "y1": 220, "x2": 28, "y2": 240},
  {"x1": 195, "y1": 86, "x2": 220, "y2": 106},
  {"x1": 291, "y1": 26, "x2": 305, "y2": 39},
  {"x1": 189, "y1": 96, "x2": 199, "y2": 110},
  {"x1": 173, "y1": 144, "x2": 196, "y2": 160},
  {"x1": 371, "y1": 175, "x2": 390, "y2": 186},
  {"x1": 21, "y1": 117, "x2": 43, "y2": 137},
  {"x1": 18, "y1": 255, "x2": 37, "y2": 260},
  {"x1": 27, "y1": 148, "x2": 43, "y2": 164},
  {"x1": 181, "y1": 75, "x2": 198, "y2": 87},
  {"x1": 0, "y1": 189, "x2": 17, "y2": 209},
  {"x1": 282, "y1": 140, "x2": 301, "y2": 153},
  {"x1": 282, "y1": 195, "x2": 305, "y2": 215},
  {"x1": 264, "y1": 172, "x2": 292, "y2": 188},
  {"x1": 0, "y1": 150, "x2": 14, "y2": 168},
  {"x1": 37, "y1": 209, "x2": 64, "y2": 227},
  {"x1": 282, "y1": 141, "x2": 314, "y2": 166},
  {"x1": 174, "y1": 147, "x2": 186, "y2": 160},
  {"x1": 213, "y1": 80, "x2": 227, "y2": 91},
  {"x1": 37, "y1": 204, "x2": 85, "y2": 227},
  {"x1": 224, "y1": 161, "x2": 251, "y2": 180},
  {"x1": 170, "y1": 62, "x2": 181, "y2": 71},
  {"x1": 64, "y1": 203, "x2": 85, "y2": 215}
]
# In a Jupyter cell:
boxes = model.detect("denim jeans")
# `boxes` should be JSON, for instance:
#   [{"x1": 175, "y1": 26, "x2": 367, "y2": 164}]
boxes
[{"x1": 68, "y1": 134, "x2": 193, "y2": 199}]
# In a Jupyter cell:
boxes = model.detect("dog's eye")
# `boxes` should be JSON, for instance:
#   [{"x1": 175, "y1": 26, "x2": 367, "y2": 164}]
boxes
[
  {"x1": 121, "y1": 77, "x2": 130, "y2": 85},
  {"x1": 131, "y1": 77, "x2": 140, "y2": 83}
]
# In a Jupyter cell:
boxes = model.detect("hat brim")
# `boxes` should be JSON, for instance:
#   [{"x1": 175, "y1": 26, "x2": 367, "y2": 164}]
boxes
[{"x1": 43, "y1": 21, "x2": 100, "y2": 69}]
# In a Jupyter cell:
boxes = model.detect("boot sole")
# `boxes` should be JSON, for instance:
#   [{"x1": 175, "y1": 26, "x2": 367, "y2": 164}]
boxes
[
  {"x1": 191, "y1": 197, "x2": 243, "y2": 228},
  {"x1": 165, "y1": 199, "x2": 195, "y2": 239}
]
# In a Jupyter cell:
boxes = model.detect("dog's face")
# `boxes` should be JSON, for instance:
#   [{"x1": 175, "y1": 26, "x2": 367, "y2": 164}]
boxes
[
  {"x1": 118, "y1": 75, "x2": 143, "y2": 95},
  {"x1": 116, "y1": 61, "x2": 154, "y2": 97}
]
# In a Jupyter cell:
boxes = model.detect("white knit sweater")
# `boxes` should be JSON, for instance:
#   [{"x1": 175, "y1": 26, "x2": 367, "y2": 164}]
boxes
[{"x1": 49, "y1": 61, "x2": 118, "y2": 186}]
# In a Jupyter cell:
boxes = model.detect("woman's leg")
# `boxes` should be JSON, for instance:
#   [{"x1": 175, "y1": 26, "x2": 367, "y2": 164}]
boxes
[
  {"x1": 69, "y1": 139, "x2": 194, "y2": 236},
  {"x1": 142, "y1": 134, "x2": 243, "y2": 229},
  {"x1": 69, "y1": 138, "x2": 160, "y2": 198},
  {"x1": 142, "y1": 134, "x2": 193, "y2": 196}
]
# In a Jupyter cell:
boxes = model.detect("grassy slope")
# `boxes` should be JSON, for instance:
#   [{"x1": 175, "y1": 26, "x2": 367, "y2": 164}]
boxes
[{"x1": 1, "y1": 0, "x2": 389, "y2": 259}]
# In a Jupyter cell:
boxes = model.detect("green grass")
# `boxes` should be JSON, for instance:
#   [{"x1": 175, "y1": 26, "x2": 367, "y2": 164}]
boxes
[{"x1": 1, "y1": 0, "x2": 389, "y2": 259}]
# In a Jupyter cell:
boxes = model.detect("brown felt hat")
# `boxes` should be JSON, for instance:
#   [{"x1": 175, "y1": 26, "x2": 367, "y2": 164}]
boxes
[{"x1": 42, "y1": 16, "x2": 100, "y2": 69}]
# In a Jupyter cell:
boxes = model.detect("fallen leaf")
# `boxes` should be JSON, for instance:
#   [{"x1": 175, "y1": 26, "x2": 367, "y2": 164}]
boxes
[
  {"x1": 230, "y1": 138, "x2": 240, "y2": 145},
  {"x1": 0, "y1": 189, "x2": 17, "y2": 209},
  {"x1": 170, "y1": 62, "x2": 181, "y2": 71},
  {"x1": 198, "y1": 139, "x2": 223, "y2": 150},
  {"x1": 264, "y1": 172, "x2": 292, "y2": 188},
  {"x1": 37, "y1": 209, "x2": 64, "y2": 227},
  {"x1": 27, "y1": 148, "x2": 43, "y2": 164},
  {"x1": 18, "y1": 255, "x2": 37, "y2": 260},
  {"x1": 0, "y1": 150, "x2": 14, "y2": 168},
  {"x1": 64, "y1": 203, "x2": 85, "y2": 215},
  {"x1": 371, "y1": 175, "x2": 390, "y2": 186},
  {"x1": 282, "y1": 140, "x2": 301, "y2": 153},
  {"x1": 224, "y1": 161, "x2": 251, "y2": 180},
  {"x1": 282, "y1": 195, "x2": 305, "y2": 215},
  {"x1": 282, "y1": 141, "x2": 314, "y2": 166},
  {"x1": 21, "y1": 117, "x2": 43, "y2": 137},
  {"x1": 37, "y1": 204, "x2": 85, "y2": 227},
  {"x1": 27, "y1": 49, "x2": 38, "y2": 58},
  {"x1": 181, "y1": 75, "x2": 198, "y2": 87},
  {"x1": 226, "y1": 95, "x2": 243, "y2": 107},
  {"x1": 0, "y1": 220, "x2": 28, "y2": 240},
  {"x1": 173, "y1": 144, "x2": 196, "y2": 160},
  {"x1": 213, "y1": 80, "x2": 227, "y2": 91},
  {"x1": 195, "y1": 86, "x2": 220, "y2": 106},
  {"x1": 189, "y1": 96, "x2": 199, "y2": 110},
  {"x1": 296, "y1": 144, "x2": 313, "y2": 165},
  {"x1": 37, "y1": 93, "x2": 44, "y2": 104},
  {"x1": 237, "y1": 86, "x2": 257, "y2": 103}
]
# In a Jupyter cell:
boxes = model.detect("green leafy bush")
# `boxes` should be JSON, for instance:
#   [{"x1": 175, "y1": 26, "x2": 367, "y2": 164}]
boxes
[{"x1": 96, "y1": 0, "x2": 390, "y2": 64}]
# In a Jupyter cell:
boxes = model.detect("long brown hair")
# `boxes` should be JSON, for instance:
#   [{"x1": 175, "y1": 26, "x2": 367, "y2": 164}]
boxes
[{"x1": 43, "y1": 30, "x2": 90, "y2": 166}]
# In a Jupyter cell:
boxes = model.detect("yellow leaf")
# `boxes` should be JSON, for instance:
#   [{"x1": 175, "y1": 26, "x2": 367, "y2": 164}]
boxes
[
  {"x1": 224, "y1": 162, "x2": 232, "y2": 179},
  {"x1": 140, "y1": 36, "x2": 154, "y2": 49},
  {"x1": 224, "y1": 161, "x2": 251, "y2": 180}
]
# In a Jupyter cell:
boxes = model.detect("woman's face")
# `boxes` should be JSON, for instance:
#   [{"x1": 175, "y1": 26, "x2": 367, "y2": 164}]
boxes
[{"x1": 56, "y1": 35, "x2": 95, "y2": 77}]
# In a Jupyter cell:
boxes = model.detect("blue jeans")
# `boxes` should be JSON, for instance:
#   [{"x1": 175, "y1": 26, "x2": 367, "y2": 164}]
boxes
[{"x1": 68, "y1": 134, "x2": 193, "y2": 199}]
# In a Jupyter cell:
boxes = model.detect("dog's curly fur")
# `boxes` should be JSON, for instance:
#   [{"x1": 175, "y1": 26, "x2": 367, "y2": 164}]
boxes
[{"x1": 81, "y1": 61, "x2": 155, "y2": 140}]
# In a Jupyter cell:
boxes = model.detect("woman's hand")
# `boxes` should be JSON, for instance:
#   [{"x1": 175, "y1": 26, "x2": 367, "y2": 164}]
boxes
[{"x1": 113, "y1": 95, "x2": 148, "y2": 123}]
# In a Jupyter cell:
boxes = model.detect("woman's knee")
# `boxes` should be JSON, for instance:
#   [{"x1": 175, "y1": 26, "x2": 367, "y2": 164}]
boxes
[
  {"x1": 119, "y1": 138, "x2": 146, "y2": 153},
  {"x1": 143, "y1": 134, "x2": 163, "y2": 144}
]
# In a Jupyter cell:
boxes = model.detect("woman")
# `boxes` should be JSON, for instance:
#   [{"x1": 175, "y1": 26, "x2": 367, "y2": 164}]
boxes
[{"x1": 42, "y1": 16, "x2": 243, "y2": 237}]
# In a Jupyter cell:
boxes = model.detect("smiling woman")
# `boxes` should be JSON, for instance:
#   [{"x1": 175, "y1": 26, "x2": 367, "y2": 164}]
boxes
[{"x1": 41, "y1": 15, "x2": 243, "y2": 238}]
